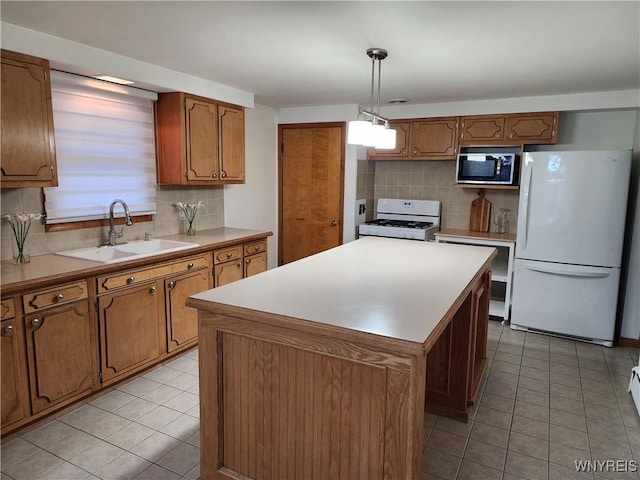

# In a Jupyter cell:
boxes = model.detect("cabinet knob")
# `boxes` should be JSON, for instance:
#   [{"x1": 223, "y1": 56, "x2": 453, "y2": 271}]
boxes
[
  {"x1": 149, "y1": 286, "x2": 157, "y2": 295},
  {"x1": 246, "y1": 259, "x2": 251, "y2": 265},
  {"x1": 211, "y1": 172, "x2": 218, "y2": 179},
  {"x1": 509, "y1": 132, "x2": 515, "y2": 139},
  {"x1": 3, "y1": 325, "x2": 14, "y2": 336},
  {"x1": 55, "y1": 293, "x2": 64, "y2": 302},
  {"x1": 127, "y1": 276, "x2": 135, "y2": 284},
  {"x1": 187, "y1": 262, "x2": 194, "y2": 270},
  {"x1": 255, "y1": 246, "x2": 260, "y2": 251},
  {"x1": 237, "y1": 262, "x2": 242, "y2": 268},
  {"x1": 221, "y1": 171, "x2": 227, "y2": 179},
  {"x1": 495, "y1": 133, "x2": 501, "y2": 138},
  {"x1": 227, "y1": 253, "x2": 233, "y2": 259},
  {"x1": 168, "y1": 281, "x2": 176, "y2": 290},
  {"x1": 330, "y1": 220, "x2": 338, "y2": 226},
  {"x1": 31, "y1": 318, "x2": 41, "y2": 327}
]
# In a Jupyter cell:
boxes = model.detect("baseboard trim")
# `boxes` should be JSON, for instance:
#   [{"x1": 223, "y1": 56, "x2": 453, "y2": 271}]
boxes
[{"x1": 617, "y1": 337, "x2": 640, "y2": 349}]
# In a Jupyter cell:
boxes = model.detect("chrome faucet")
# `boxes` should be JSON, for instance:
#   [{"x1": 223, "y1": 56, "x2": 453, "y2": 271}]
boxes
[{"x1": 108, "y1": 199, "x2": 134, "y2": 246}]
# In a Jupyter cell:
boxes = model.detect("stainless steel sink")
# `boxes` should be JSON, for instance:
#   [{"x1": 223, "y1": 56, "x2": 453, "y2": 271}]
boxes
[{"x1": 56, "y1": 239, "x2": 198, "y2": 264}]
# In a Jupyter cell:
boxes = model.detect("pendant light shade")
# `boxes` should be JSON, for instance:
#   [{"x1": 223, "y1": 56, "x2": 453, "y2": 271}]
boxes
[{"x1": 347, "y1": 48, "x2": 396, "y2": 150}]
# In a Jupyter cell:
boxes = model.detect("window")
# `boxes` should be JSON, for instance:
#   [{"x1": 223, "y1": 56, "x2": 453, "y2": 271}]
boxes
[{"x1": 44, "y1": 71, "x2": 158, "y2": 225}]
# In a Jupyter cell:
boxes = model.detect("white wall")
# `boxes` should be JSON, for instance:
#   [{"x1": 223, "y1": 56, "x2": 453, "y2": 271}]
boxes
[{"x1": 224, "y1": 104, "x2": 279, "y2": 269}]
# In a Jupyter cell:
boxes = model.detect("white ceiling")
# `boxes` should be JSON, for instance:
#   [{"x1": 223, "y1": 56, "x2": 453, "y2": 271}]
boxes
[{"x1": 2, "y1": 1, "x2": 639, "y2": 109}]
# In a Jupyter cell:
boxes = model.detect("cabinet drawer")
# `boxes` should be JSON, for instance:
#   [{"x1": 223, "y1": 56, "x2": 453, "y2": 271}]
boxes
[
  {"x1": 244, "y1": 240, "x2": 267, "y2": 256},
  {"x1": 1, "y1": 299, "x2": 15, "y2": 320},
  {"x1": 213, "y1": 245, "x2": 243, "y2": 264},
  {"x1": 23, "y1": 281, "x2": 88, "y2": 314},
  {"x1": 98, "y1": 254, "x2": 209, "y2": 293}
]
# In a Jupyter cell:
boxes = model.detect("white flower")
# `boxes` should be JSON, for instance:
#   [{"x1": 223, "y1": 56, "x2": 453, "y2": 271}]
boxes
[
  {"x1": 3, "y1": 212, "x2": 45, "y2": 262},
  {"x1": 176, "y1": 201, "x2": 204, "y2": 222}
]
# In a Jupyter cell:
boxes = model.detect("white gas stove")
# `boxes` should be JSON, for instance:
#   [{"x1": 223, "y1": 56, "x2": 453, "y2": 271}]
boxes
[{"x1": 358, "y1": 198, "x2": 441, "y2": 241}]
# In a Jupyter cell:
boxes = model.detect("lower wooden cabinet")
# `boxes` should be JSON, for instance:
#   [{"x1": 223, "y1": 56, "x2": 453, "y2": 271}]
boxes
[
  {"x1": 1, "y1": 315, "x2": 28, "y2": 430},
  {"x1": 25, "y1": 301, "x2": 95, "y2": 414},
  {"x1": 1, "y1": 235, "x2": 269, "y2": 434},
  {"x1": 166, "y1": 268, "x2": 210, "y2": 353},
  {"x1": 98, "y1": 281, "x2": 164, "y2": 384}
]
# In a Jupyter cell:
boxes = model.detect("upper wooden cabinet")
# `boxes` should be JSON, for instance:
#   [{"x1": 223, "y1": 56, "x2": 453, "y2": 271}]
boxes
[
  {"x1": 155, "y1": 92, "x2": 245, "y2": 185},
  {"x1": 460, "y1": 112, "x2": 558, "y2": 146},
  {"x1": 368, "y1": 117, "x2": 459, "y2": 161},
  {"x1": 1, "y1": 50, "x2": 58, "y2": 188}
]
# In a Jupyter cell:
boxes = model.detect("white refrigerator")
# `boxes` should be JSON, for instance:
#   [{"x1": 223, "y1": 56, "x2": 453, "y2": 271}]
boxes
[{"x1": 511, "y1": 150, "x2": 632, "y2": 346}]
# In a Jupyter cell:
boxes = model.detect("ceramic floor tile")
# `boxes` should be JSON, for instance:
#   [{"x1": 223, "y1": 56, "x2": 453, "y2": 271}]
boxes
[
  {"x1": 426, "y1": 428, "x2": 468, "y2": 457},
  {"x1": 183, "y1": 462, "x2": 200, "y2": 480},
  {"x1": 1, "y1": 449, "x2": 64, "y2": 480},
  {"x1": 422, "y1": 447, "x2": 462, "y2": 480},
  {"x1": 517, "y1": 387, "x2": 550, "y2": 408},
  {"x1": 142, "y1": 366, "x2": 182, "y2": 385},
  {"x1": 89, "y1": 389, "x2": 137, "y2": 413},
  {"x1": 45, "y1": 430, "x2": 101, "y2": 461},
  {"x1": 40, "y1": 461, "x2": 91, "y2": 480},
  {"x1": 184, "y1": 430, "x2": 201, "y2": 448},
  {"x1": 132, "y1": 464, "x2": 181, "y2": 480},
  {"x1": 165, "y1": 372, "x2": 198, "y2": 391},
  {"x1": 509, "y1": 431, "x2": 549, "y2": 460},
  {"x1": 1, "y1": 437, "x2": 43, "y2": 467},
  {"x1": 514, "y1": 400, "x2": 550, "y2": 423},
  {"x1": 136, "y1": 405, "x2": 183, "y2": 430},
  {"x1": 456, "y1": 460, "x2": 503, "y2": 480},
  {"x1": 549, "y1": 442, "x2": 591, "y2": 470},
  {"x1": 104, "y1": 422, "x2": 156, "y2": 450},
  {"x1": 511, "y1": 414, "x2": 550, "y2": 441},
  {"x1": 129, "y1": 432, "x2": 181, "y2": 462},
  {"x1": 141, "y1": 384, "x2": 183, "y2": 405},
  {"x1": 463, "y1": 439, "x2": 507, "y2": 471},
  {"x1": 550, "y1": 408, "x2": 587, "y2": 432},
  {"x1": 68, "y1": 440, "x2": 125, "y2": 473},
  {"x1": 20, "y1": 420, "x2": 78, "y2": 448},
  {"x1": 94, "y1": 451, "x2": 150, "y2": 480},
  {"x1": 469, "y1": 421, "x2": 510, "y2": 449},
  {"x1": 79, "y1": 411, "x2": 132, "y2": 439},
  {"x1": 505, "y1": 450, "x2": 549, "y2": 480},
  {"x1": 549, "y1": 424, "x2": 590, "y2": 451},
  {"x1": 160, "y1": 414, "x2": 200, "y2": 441},
  {"x1": 112, "y1": 397, "x2": 158, "y2": 421},
  {"x1": 58, "y1": 405, "x2": 109, "y2": 430},
  {"x1": 162, "y1": 391, "x2": 199, "y2": 413},
  {"x1": 116, "y1": 377, "x2": 162, "y2": 397},
  {"x1": 156, "y1": 442, "x2": 200, "y2": 475},
  {"x1": 475, "y1": 405, "x2": 513, "y2": 430},
  {"x1": 520, "y1": 365, "x2": 551, "y2": 382},
  {"x1": 434, "y1": 416, "x2": 473, "y2": 437}
]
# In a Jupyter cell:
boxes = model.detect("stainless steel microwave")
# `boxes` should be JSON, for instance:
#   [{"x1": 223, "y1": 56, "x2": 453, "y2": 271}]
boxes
[{"x1": 456, "y1": 153, "x2": 518, "y2": 185}]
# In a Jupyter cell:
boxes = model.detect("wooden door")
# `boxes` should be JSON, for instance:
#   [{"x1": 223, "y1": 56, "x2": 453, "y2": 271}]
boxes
[
  {"x1": 279, "y1": 123, "x2": 345, "y2": 265},
  {"x1": 99, "y1": 282, "x2": 163, "y2": 383},
  {"x1": 165, "y1": 269, "x2": 210, "y2": 353},
  {"x1": 218, "y1": 105, "x2": 245, "y2": 182},
  {"x1": 505, "y1": 112, "x2": 558, "y2": 143},
  {"x1": 459, "y1": 115, "x2": 507, "y2": 145},
  {"x1": 1, "y1": 50, "x2": 57, "y2": 187},
  {"x1": 244, "y1": 252, "x2": 267, "y2": 277},
  {"x1": 24, "y1": 302, "x2": 94, "y2": 414},
  {"x1": 1, "y1": 317, "x2": 27, "y2": 429},
  {"x1": 185, "y1": 97, "x2": 219, "y2": 181}
]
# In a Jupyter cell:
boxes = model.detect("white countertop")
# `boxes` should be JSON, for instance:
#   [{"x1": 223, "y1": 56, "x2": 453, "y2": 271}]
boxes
[{"x1": 189, "y1": 236, "x2": 496, "y2": 345}]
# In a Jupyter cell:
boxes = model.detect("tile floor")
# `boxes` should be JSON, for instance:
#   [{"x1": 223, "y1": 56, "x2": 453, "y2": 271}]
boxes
[{"x1": 1, "y1": 320, "x2": 640, "y2": 480}]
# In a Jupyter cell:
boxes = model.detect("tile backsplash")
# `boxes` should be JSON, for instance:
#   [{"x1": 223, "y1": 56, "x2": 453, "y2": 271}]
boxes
[
  {"x1": 358, "y1": 160, "x2": 520, "y2": 232},
  {"x1": 0, "y1": 186, "x2": 224, "y2": 262}
]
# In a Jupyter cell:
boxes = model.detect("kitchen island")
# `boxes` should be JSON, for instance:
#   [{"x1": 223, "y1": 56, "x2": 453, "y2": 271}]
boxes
[{"x1": 187, "y1": 236, "x2": 495, "y2": 480}]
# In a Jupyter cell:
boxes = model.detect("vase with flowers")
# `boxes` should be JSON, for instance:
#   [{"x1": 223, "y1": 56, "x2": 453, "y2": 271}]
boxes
[
  {"x1": 4, "y1": 213, "x2": 44, "y2": 264},
  {"x1": 176, "y1": 201, "x2": 204, "y2": 235}
]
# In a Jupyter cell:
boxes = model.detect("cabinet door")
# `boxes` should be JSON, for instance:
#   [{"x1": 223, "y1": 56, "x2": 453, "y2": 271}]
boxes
[
  {"x1": 214, "y1": 260, "x2": 243, "y2": 287},
  {"x1": 218, "y1": 105, "x2": 245, "y2": 182},
  {"x1": 166, "y1": 269, "x2": 210, "y2": 353},
  {"x1": 410, "y1": 118, "x2": 459, "y2": 160},
  {"x1": 244, "y1": 252, "x2": 267, "y2": 278},
  {"x1": 367, "y1": 121, "x2": 411, "y2": 159},
  {"x1": 459, "y1": 115, "x2": 506, "y2": 145},
  {"x1": 1, "y1": 318, "x2": 28, "y2": 429},
  {"x1": 1, "y1": 50, "x2": 57, "y2": 188},
  {"x1": 505, "y1": 112, "x2": 558, "y2": 144},
  {"x1": 99, "y1": 282, "x2": 163, "y2": 383},
  {"x1": 24, "y1": 302, "x2": 94, "y2": 414},
  {"x1": 185, "y1": 97, "x2": 220, "y2": 182}
]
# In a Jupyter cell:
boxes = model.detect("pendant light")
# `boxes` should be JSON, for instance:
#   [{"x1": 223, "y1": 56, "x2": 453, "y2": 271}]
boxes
[{"x1": 347, "y1": 48, "x2": 396, "y2": 150}]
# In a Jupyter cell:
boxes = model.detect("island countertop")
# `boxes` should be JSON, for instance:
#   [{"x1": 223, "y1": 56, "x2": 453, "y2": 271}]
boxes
[{"x1": 188, "y1": 236, "x2": 496, "y2": 347}]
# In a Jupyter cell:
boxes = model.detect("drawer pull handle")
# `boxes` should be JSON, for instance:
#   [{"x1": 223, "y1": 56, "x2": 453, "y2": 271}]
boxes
[
  {"x1": 127, "y1": 276, "x2": 135, "y2": 285},
  {"x1": 3, "y1": 325, "x2": 14, "y2": 336},
  {"x1": 55, "y1": 293, "x2": 64, "y2": 302},
  {"x1": 187, "y1": 262, "x2": 194, "y2": 270},
  {"x1": 31, "y1": 318, "x2": 41, "y2": 327},
  {"x1": 227, "y1": 253, "x2": 233, "y2": 259},
  {"x1": 149, "y1": 286, "x2": 157, "y2": 295},
  {"x1": 255, "y1": 246, "x2": 260, "y2": 251},
  {"x1": 168, "y1": 281, "x2": 176, "y2": 289}
]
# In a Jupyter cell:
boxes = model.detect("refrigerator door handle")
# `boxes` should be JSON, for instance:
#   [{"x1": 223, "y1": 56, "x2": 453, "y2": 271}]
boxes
[
  {"x1": 520, "y1": 159, "x2": 533, "y2": 250},
  {"x1": 523, "y1": 263, "x2": 611, "y2": 279}
]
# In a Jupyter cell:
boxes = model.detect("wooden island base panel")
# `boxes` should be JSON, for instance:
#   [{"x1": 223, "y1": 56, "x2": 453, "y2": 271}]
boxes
[{"x1": 188, "y1": 237, "x2": 495, "y2": 480}]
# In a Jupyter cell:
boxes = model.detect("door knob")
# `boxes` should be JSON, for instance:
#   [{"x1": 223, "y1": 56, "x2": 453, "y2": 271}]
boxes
[{"x1": 330, "y1": 220, "x2": 338, "y2": 226}]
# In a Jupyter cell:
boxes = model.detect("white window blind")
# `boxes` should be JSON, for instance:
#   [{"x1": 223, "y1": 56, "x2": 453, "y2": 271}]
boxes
[{"x1": 45, "y1": 71, "x2": 158, "y2": 224}]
